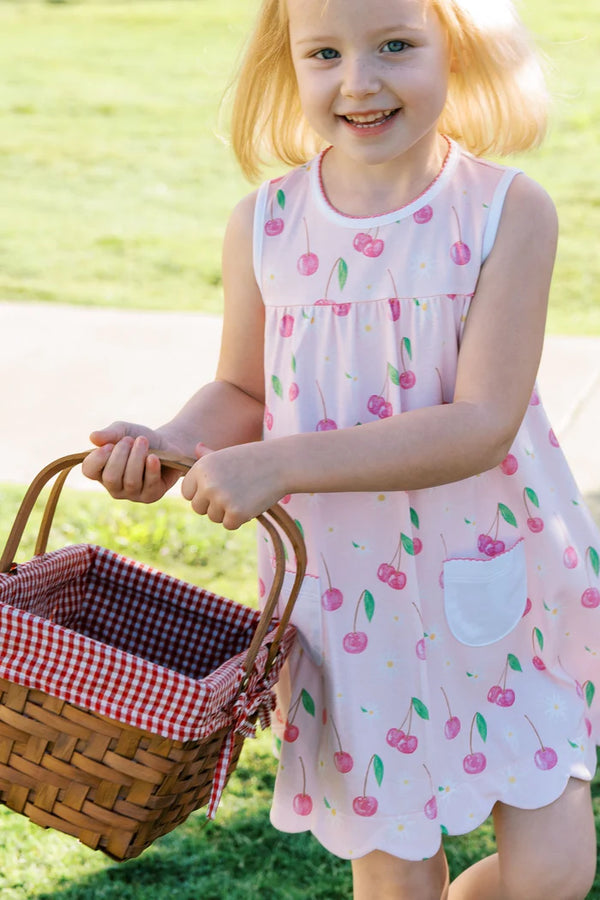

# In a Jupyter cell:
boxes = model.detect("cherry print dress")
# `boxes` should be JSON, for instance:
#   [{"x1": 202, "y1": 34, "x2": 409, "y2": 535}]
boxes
[{"x1": 253, "y1": 138, "x2": 600, "y2": 861}]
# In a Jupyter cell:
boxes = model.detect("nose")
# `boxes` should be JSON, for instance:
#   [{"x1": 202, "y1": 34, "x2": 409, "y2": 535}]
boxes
[{"x1": 340, "y1": 55, "x2": 381, "y2": 100}]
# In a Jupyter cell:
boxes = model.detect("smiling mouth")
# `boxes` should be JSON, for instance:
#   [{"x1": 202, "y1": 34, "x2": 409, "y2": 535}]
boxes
[{"x1": 342, "y1": 109, "x2": 400, "y2": 128}]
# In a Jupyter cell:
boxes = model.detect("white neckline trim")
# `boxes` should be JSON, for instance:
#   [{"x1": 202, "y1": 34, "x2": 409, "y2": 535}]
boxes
[{"x1": 310, "y1": 138, "x2": 461, "y2": 228}]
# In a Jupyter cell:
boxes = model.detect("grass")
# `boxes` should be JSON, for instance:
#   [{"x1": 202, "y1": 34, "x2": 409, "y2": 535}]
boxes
[
  {"x1": 0, "y1": 0, "x2": 599, "y2": 330},
  {"x1": 0, "y1": 482, "x2": 600, "y2": 897}
]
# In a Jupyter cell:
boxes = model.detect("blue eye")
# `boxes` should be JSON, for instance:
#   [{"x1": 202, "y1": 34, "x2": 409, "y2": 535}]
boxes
[
  {"x1": 382, "y1": 40, "x2": 408, "y2": 53},
  {"x1": 314, "y1": 48, "x2": 340, "y2": 60}
]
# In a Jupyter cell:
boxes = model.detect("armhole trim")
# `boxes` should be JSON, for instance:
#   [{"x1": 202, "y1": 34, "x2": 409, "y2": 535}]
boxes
[
  {"x1": 253, "y1": 180, "x2": 270, "y2": 288},
  {"x1": 482, "y1": 169, "x2": 522, "y2": 263}
]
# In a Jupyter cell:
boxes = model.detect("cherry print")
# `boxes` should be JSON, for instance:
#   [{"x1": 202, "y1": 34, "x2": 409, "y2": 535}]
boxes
[
  {"x1": 423, "y1": 764, "x2": 438, "y2": 820},
  {"x1": 463, "y1": 713, "x2": 487, "y2": 774},
  {"x1": 330, "y1": 713, "x2": 354, "y2": 773},
  {"x1": 342, "y1": 589, "x2": 375, "y2": 654},
  {"x1": 531, "y1": 627, "x2": 545, "y2": 670},
  {"x1": 293, "y1": 756, "x2": 313, "y2": 815},
  {"x1": 525, "y1": 716, "x2": 558, "y2": 771},
  {"x1": 580, "y1": 545, "x2": 600, "y2": 607},
  {"x1": 478, "y1": 503, "x2": 517, "y2": 557},
  {"x1": 353, "y1": 754, "x2": 383, "y2": 817},
  {"x1": 279, "y1": 314, "x2": 294, "y2": 337},
  {"x1": 377, "y1": 532, "x2": 415, "y2": 590},
  {"x1": 500, "y1": 453, "x2": 519, "y2": 475},
  {"x1": 265, "y1": 188, "x2": 286, "y2": 236},
  {"x1": 297, "y1": 217, "x2": 319, "y2": 275},
  {"x1": 450, "y1": 207, "x2": 471, "y2": 265},
  {"x1": 523, "y1": 487, "x2": 544, "y2": 533},
  {"x1": 440, "y1": 686, "x2": 461, "y2": 740},
  {"x1": 387, "y1": 698, "x2": 429, "y2": 754},
  {"x1": 284, "y1": 689, "x2": 316, "y2": 742},
  {"x1": 321, "y1": 553, "x2": 344, "y2": 611},
  {"x1": 414, "y1": 205, "x2": 433, "y2": 225},
  {"x1": 387, "y1": 269, "x2": 401, "y2": 322},
  {"x1": 487, "y1": 654, "x2": 522, "y2": 707},
  {"x1": 315, "y1": 381, "x2": 337, "y2": 431}
]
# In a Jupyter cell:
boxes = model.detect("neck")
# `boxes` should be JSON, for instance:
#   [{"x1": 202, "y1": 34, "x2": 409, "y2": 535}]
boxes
[{"x1": 320, "y1": 133, "x2": 450, "y2": 218}]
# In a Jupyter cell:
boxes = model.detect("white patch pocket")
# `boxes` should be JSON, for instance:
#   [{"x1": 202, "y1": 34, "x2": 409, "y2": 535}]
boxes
[
  {"x1": 280, "y1": 570, "x2": 323, "y2": 666},
  {"x1": 443, "y1": 539, "x2": 527, "y2": 647}
]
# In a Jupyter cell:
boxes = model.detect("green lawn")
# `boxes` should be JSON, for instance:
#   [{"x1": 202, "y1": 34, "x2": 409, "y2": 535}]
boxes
[{"x1": 0, "y1": 0, "x2": 599, "y2": 330}]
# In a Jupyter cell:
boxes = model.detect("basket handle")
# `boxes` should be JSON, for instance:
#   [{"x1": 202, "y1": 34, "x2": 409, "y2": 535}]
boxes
[{"x1": 0, "y1": 451, "x2": 307, "y2": 678}]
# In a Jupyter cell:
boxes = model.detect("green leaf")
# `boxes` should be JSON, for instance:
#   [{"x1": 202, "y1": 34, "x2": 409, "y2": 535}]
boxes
[
  {"x1": 275, "y1": 736, "x2": 282, "y2": 753},
  {"x1": 352, "y1": 541, "x2": 360, "y2": 548},
  {"x1": 272, "y1": 375, "x2": 283, "y2": 398},
  {"x1": 589, "y1": 546, "x2": 600, "y2": 578},
  {"x1": 388, "y1": 362, "x2": 400, "y2": 386},
  {"x1": 585, "y1": 681, "x2": 595, "y2": 708},
  {"x1": 373, "y1": 754, "x2": 384, "y2": 787},
  {"x1": 301, "y1": 689, "x2": 315, "y2": 717},
  {"x1": 401, "y1": 533, "x2": 415, "y2": 556},
  {"x1": 291, "y1": 354, "x2": 297, "y2": 373},
  {"x1": 568, "y1": 740, "x2": 579, "y2": 749},
  {"x1": 525, "y1": 487, "x2": 540, "y2": 509},
  {"x1": 412, "y1": 697, "x2": 430, "y2": 720},
  {"x1": 338, "y1": 258, "x2": 348, "y2": 291},
  {"x1": 476, "y1": 712, "x2": 488, "y2": 743},
  {"x1": 294, "y1": 519, "x2": 304, "y2": 539},
  {"x1": 277, "y1": 188, "x2": 286, "y2": 210},
  {"x1": 403, "y1": 337, "x2": 413, "y2": 360},
  {"x1": 507, "y1": 653, "x2": 522, "y2": 673},
  {"x1": 363, "y1": 589, "x2": 375, "y2": 622},
  {"x1": 410, "y1": 507, "x2": 420, "y2": 530},
  {"x1": 534, "y1": 627, "x2": 544, "y2": 651},
  {"x1": 498, "y1": 503, "x2": 517, "y2": 528},
  {"x1": 441, "y1": 825, "x2": 449, "y2": 835},
  {"x1": 324, "y1": 797, "x2": 331, "y2": 809}
]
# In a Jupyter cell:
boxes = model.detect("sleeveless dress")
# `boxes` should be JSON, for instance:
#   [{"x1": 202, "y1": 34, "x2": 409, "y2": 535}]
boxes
[{"x1": 252, "y1": 138, "x2": 600, "y2": 861}]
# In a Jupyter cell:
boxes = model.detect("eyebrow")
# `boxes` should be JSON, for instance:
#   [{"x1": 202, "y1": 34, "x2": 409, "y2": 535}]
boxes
[{"x1": 292, "y1": 23, "x2": 425, "y2": 46}]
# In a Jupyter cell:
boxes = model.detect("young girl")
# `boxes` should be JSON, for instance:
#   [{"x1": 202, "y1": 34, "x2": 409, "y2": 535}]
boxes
[{"x1": 83, "y1": 0, "x2": 600, "y2": 896}]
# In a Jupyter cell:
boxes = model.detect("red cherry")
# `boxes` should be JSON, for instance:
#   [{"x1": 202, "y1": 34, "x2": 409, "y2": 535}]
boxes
[
  {"x1": 284, "y1": 722, "x2": 299, "y2": 742},
  {"x1": 353, "y1": 232, "x2": 372, "y2": 252},
  {"x1": 368, "y1": 394, "x2": 385, "y2": 415},
  {"x1": 487, "y1": 685, "x2": 502, "y2": 704},
  {"x1": 298, "y1": 252, "x2": 319, "y2": 276},
  {"x1": 388, "y1": 298, "x2": 400, "y2": 321},
  {"x1": 352, "y1": 796, "x2": 378, "y2": 817},
  {"x1": 496, "y1": 688, "x2": 515, "y2": 708},
  {"x1": 532, "y1": 656, "x2": 546, "y2": 671},
  {"x1": 463, "y1": 752, "x2": 486, "y2": 774},
  {"x1": 321, "y1": 587, "x2": 343, "y2": 611},
  {"x1": 527, "y1": 517, "x2": 544, "y2": 533},
  {"x1": 564, "y1": 547, "x2": 578, "y2": 569},
  {"x1": 398, "y1": 734, "x2": 418, "y2": 754},
  {"x1": 334, "y1": 751, "x2": 354, "y2": 774},
  {"x1": 451, "y1": 241, "x2": 471, "y2": 265},
  {"x1": 332, "y1": 303, "x2": 351, "y2": 317},
  {"x1": 414, "y1": 205, "x2": 433, "y2": 225},
  {"x1": 378, "y1": 401, "x2": 393, "y2": 419},
  {"x1": 289, "y1": 383, "x2": 300, "y2": 401},
  {"x1": 534, "y1": 747, "x2": 558, "y2": 771},
  {"x1": 412, "y1": 538, "x2": 423, "y2": 555},
  {"x1": 363, "y1": 239, "x2": 384, "y2": 258},
  {"x1": 387, "y1": 570, "x2": 407, "y2": 590},
  {"x1": 377, "y1": 563, "x2": 395, "y2": 583},
  {"x1": 316, "y1": 418, "x2": 337, "y2": 431},
  {"x1": 265, "y1": 218, "x2": 284, "y2": 236},
  {"x1": 279, "y1": 314, "x2": 295, "y2": 337},
  {"x1": 582, "y1": 587, "x2": 600, "y2": 609},
  {"x1": 500, "y1": 453, "x2": 519, "y2": 475},
  {"x1": 386, "y1": 728, "x2": 405, "y2": 748},
  {"x1": 444, "y1": 716, "x2": 461, "y2": 740},
  {"x1": 416, "y1": 638, "x2": 427, "y2": 660},
  {"x1": 424, "y1": 796, "x2": 438, "y2": 820},
  {"x1": 293, "y1": 793, "x2": 313, "y2": 815},
  {"x1": 399, "y1": 370, "x2": 416, "y2": 389},
  {"x1": 343, "y1": 632, "x2": 368, "y2": 654}
]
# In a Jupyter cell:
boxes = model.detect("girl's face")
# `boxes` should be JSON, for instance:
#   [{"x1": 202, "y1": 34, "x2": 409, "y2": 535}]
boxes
[{"x1": 287, "y1": 0, "x2": 452, "y2": 177}]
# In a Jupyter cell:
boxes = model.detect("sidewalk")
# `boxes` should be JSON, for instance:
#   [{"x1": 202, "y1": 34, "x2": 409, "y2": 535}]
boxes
[{"x1": 2, "y1": 301, "x2": 600, "y2": 518}]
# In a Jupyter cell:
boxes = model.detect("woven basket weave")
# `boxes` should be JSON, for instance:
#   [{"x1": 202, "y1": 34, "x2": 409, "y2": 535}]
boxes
[{"x1": 0, "y1": 452, "x2": 306, "y2": 860}]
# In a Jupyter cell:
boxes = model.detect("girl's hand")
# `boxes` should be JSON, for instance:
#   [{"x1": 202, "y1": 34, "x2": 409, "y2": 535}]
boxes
[
  {"x1": 82, "y1": 423, "x2": 185, "y2": 503},
  {"x1": 181, "y1": 442, "x2": 284, "y2": 530}
]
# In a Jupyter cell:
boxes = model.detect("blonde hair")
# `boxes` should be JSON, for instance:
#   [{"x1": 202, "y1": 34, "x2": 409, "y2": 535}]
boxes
[{"x1": 230, "y1": 0, "x2": 549, "y2": 180}]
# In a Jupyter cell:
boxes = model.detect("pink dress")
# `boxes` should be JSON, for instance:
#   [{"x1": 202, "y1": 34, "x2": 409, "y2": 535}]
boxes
[{"x1": 253, "y1": 139, "x2": 600, "y2": 861}]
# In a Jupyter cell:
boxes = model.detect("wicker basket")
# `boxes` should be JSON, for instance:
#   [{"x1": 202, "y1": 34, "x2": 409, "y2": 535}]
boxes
[{"x1": 0, "y1": 452, "x2": 305, "y2": 860}]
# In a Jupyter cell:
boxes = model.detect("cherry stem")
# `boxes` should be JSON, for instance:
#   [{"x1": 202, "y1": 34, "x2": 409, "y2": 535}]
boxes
[
  {"x1": 524, "y1": 714, "x2": 545, "y2": 751},
  {"x1": 389, "y1": 533, "x2": 403, "y2": 567},
  {"x1": 387, "y1": 268, "x2": 398, "y2": 299},
  {"x1": 330, "y1": 713, "x2": 343, "y2": 753},
  {"x1": 363, "y1": 754, "x2": 376, "y2": 796},
  {"x1": 352, "y1": 590, "x2": 366, "y2": 631},
  {"x1": 321, "y1": 553, "x2": 333, "y2": 590},
  {"x1": 412, "y1": 602, "x2": 425, "y2": 630},
  {"x1": 289, "y1": 692, "x2": 302, "y2": 724},
  {"x1": 299, "y1": 755, "x2": 307, "y2": 795},
  {"x1": 469, "y1": 713, "x2": 477, "y2": 754},
  {"x1": 423, "y1": 763, "x2": 433, "y2": 792},
  {"x1": 440, "y1": 686, "x2": 452, "y2": 718},
  {"x1": 522, "y1": 489, "x2": 531, "y2": 517},
  {"x1": 440, "y1": 533, "x2": 449, "y2": 557},
  {"x1": 324, "y1": 256, "x2": 342, "y2": 300},
  {"x1": 315, "y1": 380, "x2": 327, "y2": 417},
  {"x1": 302, "y1": 217, "x2": 311, "y2": 253},
  {"x1": 452, "y1": 206, "x2": 462, "y2": 241}
]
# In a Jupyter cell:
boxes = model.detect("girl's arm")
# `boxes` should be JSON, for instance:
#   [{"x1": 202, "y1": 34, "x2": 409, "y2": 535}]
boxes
[
  {"x1": 183, "y1": 175, "x2": 559, "y2": 528},
  {"x1": 82, "y1": 191, "x2": 266, "y2": 501}
]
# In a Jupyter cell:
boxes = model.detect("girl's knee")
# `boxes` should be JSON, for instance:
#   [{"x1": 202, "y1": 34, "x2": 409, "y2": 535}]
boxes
[
  {"x1": 501, "y1": 842, "x2": 596, "y2": 900},
  {"x1": 352, "y1": 847, "x2": 449, "y2": 900}
]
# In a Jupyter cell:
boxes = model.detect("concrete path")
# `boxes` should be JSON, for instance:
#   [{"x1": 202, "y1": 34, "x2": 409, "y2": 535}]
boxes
[{"x1": 2, "y1": 302, "x2": 599, "y2": 519}]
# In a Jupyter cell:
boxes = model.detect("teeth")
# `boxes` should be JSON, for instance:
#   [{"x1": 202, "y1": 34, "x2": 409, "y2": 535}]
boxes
[{"x1": 345, "y1": 109, "x2": 394, "y2": 126}]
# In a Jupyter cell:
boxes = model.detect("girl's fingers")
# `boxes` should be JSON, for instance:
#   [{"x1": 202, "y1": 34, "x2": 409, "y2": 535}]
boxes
[
  {"x1": 81, "y1": 444, "x2": 114, "y2": 481},
  {"x1": 121, "y1": 436, "x2": 150, "y2": 495},
  {"x1": 98, "y1": 437, "x2": 136, "y2": 494}
]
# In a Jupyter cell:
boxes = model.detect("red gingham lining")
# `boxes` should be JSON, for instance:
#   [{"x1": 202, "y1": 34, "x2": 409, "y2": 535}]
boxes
[{"x1": 0, "y1": 545, "x2": 296, "y2": 744}]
